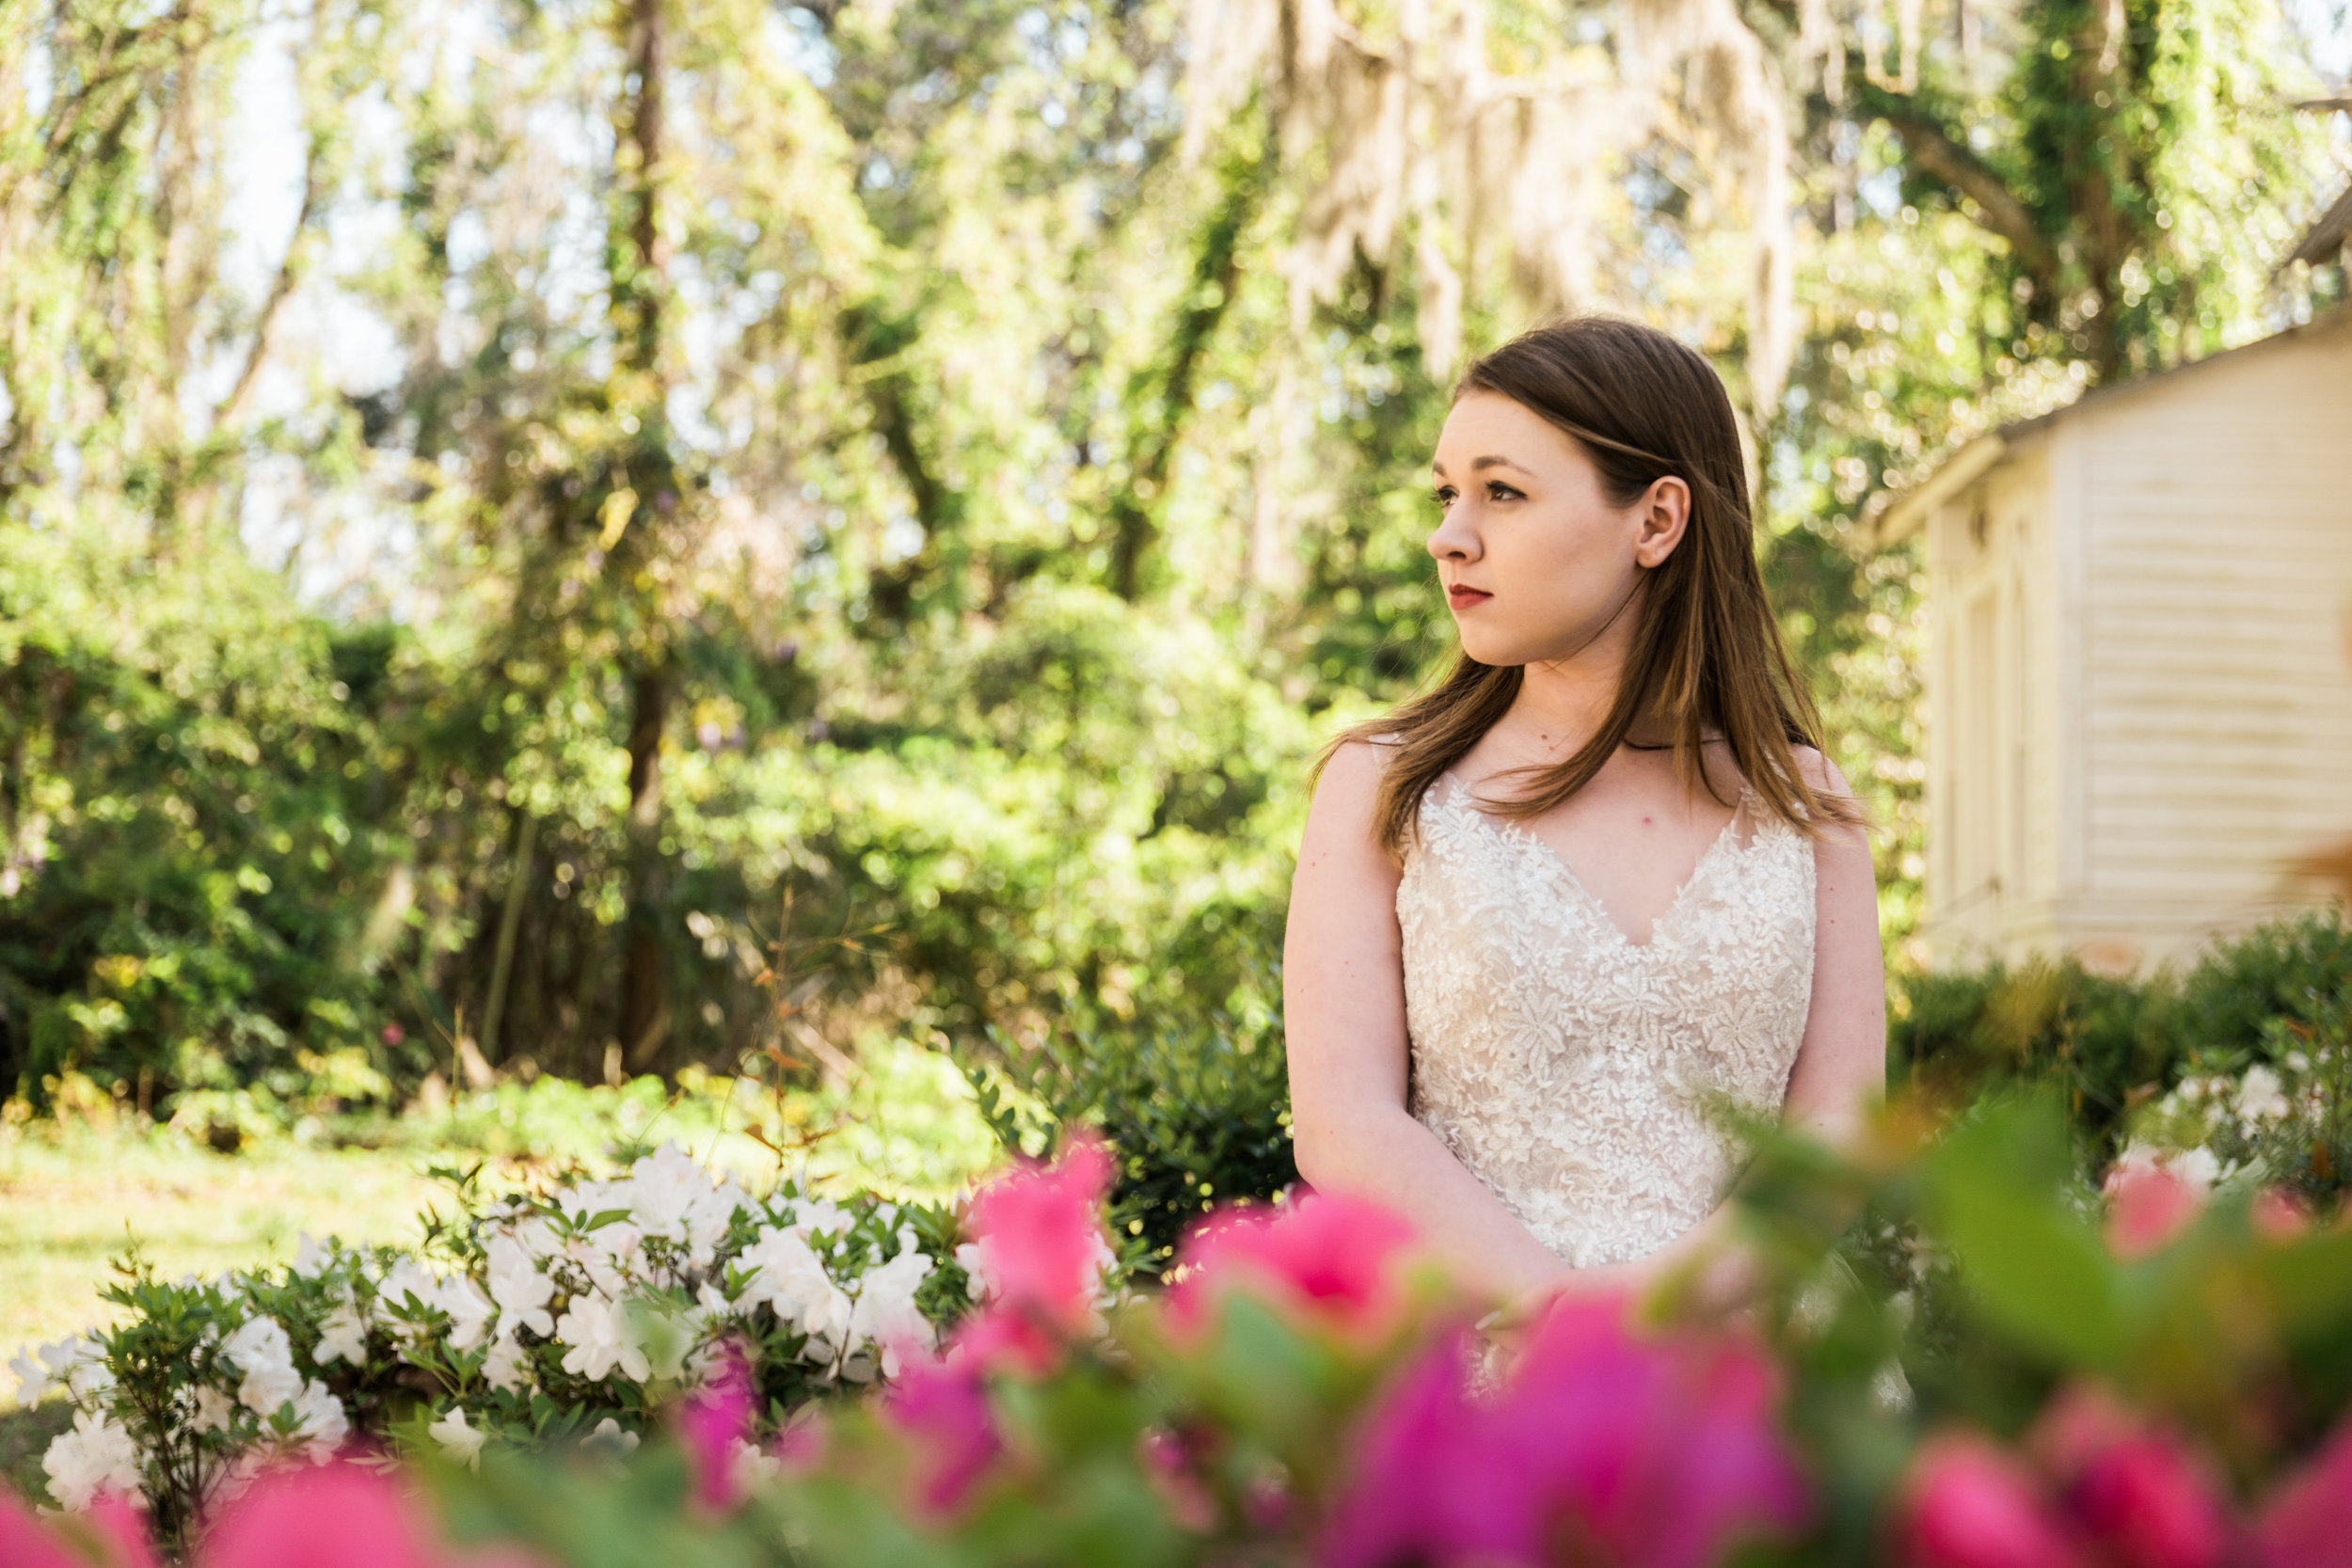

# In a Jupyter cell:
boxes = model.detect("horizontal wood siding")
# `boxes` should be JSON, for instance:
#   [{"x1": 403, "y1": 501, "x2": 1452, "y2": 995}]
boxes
[{"x1": 2076, "y1": 322, "x2": 2352, "y2": 956}]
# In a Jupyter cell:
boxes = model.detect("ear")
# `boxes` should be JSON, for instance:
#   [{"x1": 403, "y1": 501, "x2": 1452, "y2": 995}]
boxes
[{"x1": 1631, "y1": 476, "x2": 1691, "y2": 569}]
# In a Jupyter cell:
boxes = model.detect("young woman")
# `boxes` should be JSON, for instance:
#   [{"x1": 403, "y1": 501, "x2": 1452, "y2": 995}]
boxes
[{"x1": 1284, "y1": 317, "x2": 1885, "y2": 1320}]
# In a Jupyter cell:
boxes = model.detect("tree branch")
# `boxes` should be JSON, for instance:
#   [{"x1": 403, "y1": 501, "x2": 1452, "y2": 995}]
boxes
[
  {"x1": 219, "y1": 134, "x2": 324, "y2": 427},
  {"x1": 1863, "y1": 89, "x2": 2057, "y2": 284}
]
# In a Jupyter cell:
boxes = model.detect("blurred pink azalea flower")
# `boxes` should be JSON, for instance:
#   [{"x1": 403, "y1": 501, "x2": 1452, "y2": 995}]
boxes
[
  {"x1": 1320, "y1": 1296, "x2": 1808, "y2": 1568},
  {"x1": 881, "y1": 1352, "x2": 1003, "y2": 1515},
  {"x1": 2102, "y1": 1153, "x2": 2205, "y2": 1260},
  {"x1": 1903, "y1": 1391, "x2": 2235, "y2": 1568},
  {"x1": 0, "y1": 1487, "x2": 154, "y2": 1568},
  {"x1": 947, "y1": 1136, "x2": 1116, "y2": 1374},
  {"x1": 194, "y1": 1458, "x2": 540, "y2": 1568},
  {"x1": 2030, "y1": 1385, "x2": 2231, "y2": 1568},
  {"x1": 2249, "y1": 1186, "x2": 2311, "y2": 1243},
  {"x1": 1168, "y1": 1191, "x2": 1417, "y2": 1342},
  {"x1": 1899, "y1": 1433, "x2": 2081, "y2": 1568},
  {"x1": 2255, "y1": 1414, "x2": 2352, "y2": 1568},
  {"x1": 679, "y1": 1346, "x2": 756, "y2": 1512}
]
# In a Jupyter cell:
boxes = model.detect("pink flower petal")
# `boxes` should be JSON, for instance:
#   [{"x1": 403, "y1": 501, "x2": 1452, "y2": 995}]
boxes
[
  {"x1": 1899, "y1": 1433, "x2": 2083, "y2": 1568},
  {"x1": 2104, "y1": 1160, "x2": 2202, "y2": 1260},
  {"x1": 0, "y1": 1488, "x2": 91, "y2": 1568},
  {"x1": 2256, "y1": 1417, "x2": 2352, "y2": 1568},
  {"x1": 1320, "y1": 1303, "x2": 1808, "y2": 1568},
  {"x1": 1170, "y1": 1193, "x2": 1417, "y2": 1341},
  {"x1": 881, "y1": 1352, "x2": 1003, "y2": 1515},
  {"x1": 196, "y1": 1460, "x2": 442, "y2": 1568},
  {"x1": 955, "y1": 1135, "x2": 1116, "y2": 1370},
  {"x1": 679, "y1": 1346, "x2": 756, "y2": 1512}
]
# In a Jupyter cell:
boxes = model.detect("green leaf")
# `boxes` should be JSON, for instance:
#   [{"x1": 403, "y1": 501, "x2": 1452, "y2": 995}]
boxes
[{"x1": 1925, "y1": 1098, "x2": 2128, "y2": 1370}]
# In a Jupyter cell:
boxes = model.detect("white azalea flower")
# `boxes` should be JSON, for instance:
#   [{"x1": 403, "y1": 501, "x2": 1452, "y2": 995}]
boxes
[
  {"x1": 290, "y1": 1233, "x2": 335, "y2": 1276},
  {"x1": 581, "y1": 1417, "x2": 640, "y2": 1459},
  {"x1": 481, "y1": 1335, "x2": 532, "y2": 1394},
  {"x1": 685, "y1": 1182, "x2": 752, "y2": 1268},
  {"x1": 189, "y1": 1386, "x2": 237, "y2": 1434},
  {"x1": 624, "y1": 1144, "x2": 707, "y2": 1242},
  {"x1": 730, "y1": 1435, "x2": 780, "y2": 1492},
  {"x1": 560, "y1": 1234, "x2": 630, "y2": 1300},
  {"x1": 954, "y1": 1240, "x2": 998, "y2": 1302},
  {"x1": 9, "y1": 1337, "x2": 104, "y2": 1405},
  {"x1": 2174, "y1": 1146, "x2": 2224, "y2": 1192},
  {"x1": 439, "y1": 1276, "x2": 497, "y2": 1353},
  {"x1": 847, "y1": 1249, "x2": 935, "y2": 1376},
  {"x1": 41, "y1": 1408, "x2": 141, "y2": 1512},
  {"x1": 221, "y1": 1318, "x2": 302, "y2": 1416},
  {"x1": 7, "y1": 1344, "x2": 47, "y2": 1405},
  {"x1": 314, "y1": 1298, "x2": 369, "y2": 1366},
  {"x1": 427, "y1": 1406, "x2": 485, "y2": 1470},
  {"x1": 512, "y1": 1215, "x2": 564, "y2": 1259},
  {"x1": 376, "y1": 1259, "x2": 443, "y2": 1327},
  {"x1": 735, "y1": 1226, "x2": 851, "y2": 1344},
  {"x1": 788, "y1": 1196, "x2": 849, "y2": 1240},
  {"x1": 286, "y1": 1379, "x2": 347, "y2": 1458},
  {"x1": 554, "y1": 1292, "x2": 649, "y2": 1383},
  {"x1": 485, "y1": 1236, "x2": 555, "y2": 1338},
  {"x1": 2236, "y1": 1065, "x2": 2291, "y2": 1125}
]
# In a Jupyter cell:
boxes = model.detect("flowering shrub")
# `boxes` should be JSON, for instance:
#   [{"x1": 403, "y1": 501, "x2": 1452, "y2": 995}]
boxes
[
  {"x1": 2121, "y1": 1022, "x2": 2352, "y2": 1206},
  {"x1": 14, "y1": 1092, "x2": 2352, "y2": 1568},
  {"x1": 7, "y1": 1143, "x2": 1032, "y2": 1546}
]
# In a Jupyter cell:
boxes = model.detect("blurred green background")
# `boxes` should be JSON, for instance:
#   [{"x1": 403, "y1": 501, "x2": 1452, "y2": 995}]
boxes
[{"x1": 3, "y1": 0, "x2": 2348, "y2": 1357}]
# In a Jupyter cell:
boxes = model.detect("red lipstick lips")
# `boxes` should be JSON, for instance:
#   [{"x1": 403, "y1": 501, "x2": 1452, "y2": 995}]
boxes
[{"x1": 1447, "y1": 584, "x2": 1492, "y2": 610}]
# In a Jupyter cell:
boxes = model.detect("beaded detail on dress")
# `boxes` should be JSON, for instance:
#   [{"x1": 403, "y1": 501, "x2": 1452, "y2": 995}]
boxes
[{"x1": 1396, "y1": 774, "x2": 1817, "y2": 1269}]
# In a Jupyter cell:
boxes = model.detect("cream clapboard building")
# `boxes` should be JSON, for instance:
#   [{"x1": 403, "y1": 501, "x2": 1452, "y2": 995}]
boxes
[{"x1": 1875, "y1": 302, "x2": 2352, "y2": 974}]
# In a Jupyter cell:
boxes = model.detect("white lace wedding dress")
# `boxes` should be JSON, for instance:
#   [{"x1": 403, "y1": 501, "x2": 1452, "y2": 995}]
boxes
[{"x1": 1396, "y1": 773, "x2": 1817, "y2": 1268}]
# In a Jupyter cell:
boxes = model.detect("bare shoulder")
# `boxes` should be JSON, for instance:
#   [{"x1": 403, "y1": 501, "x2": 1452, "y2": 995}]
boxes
[
  {"x1": 1308, "y1": 742, "x2": 1392, "y2": 822},
  {"x1": 1788, "y1": 743, "x2": 1855, "y2": 800},
  {"x1": 1304, "y1": 738, "x2": 1405, "y2": 867}
]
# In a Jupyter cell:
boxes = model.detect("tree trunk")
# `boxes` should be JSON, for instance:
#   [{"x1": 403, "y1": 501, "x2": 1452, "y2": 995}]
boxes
[
  {"x1": 479, "y1": 809, "x2": 538, "y2": 1066},
  {"x1": 612, "y1": 0, "x2": 673, "y2": 1067},
  {"x1": 1108, "y1": 137, "x2": 1265, "y2": 600},
  {"x1": 2066, "y1": 0, "x2": 2131, "y2": 384},
  {"x1": 621, "y1": 663, "x2": 670, "y2": 1066}
]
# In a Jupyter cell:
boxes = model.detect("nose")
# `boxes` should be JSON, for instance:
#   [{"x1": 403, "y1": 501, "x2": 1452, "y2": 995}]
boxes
[{"x1": 1426, "y1": 502, "x2": 1480, "y2": 565}]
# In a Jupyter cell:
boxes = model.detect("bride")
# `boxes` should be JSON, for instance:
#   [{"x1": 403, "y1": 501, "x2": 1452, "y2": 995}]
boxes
[{"x1": 1284, "y1": 316, "x2": 1885, "y2": 1320}]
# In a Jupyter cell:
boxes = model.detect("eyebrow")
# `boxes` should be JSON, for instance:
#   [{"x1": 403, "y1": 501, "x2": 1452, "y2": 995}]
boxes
[{"x1": 1431, "y1": 455, "x2": 1536, "y2": 479}]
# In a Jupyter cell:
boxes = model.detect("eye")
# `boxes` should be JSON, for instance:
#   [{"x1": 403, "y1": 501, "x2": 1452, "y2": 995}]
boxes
[
  {"x1": 1486, "y1": 481, "x2": 1523, "y2": 502},
  {"x1": 1432, "y1": 485, "x2": 1457, "y2": 511}
]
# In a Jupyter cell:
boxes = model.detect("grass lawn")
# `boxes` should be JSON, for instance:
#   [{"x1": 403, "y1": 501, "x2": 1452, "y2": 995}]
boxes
[
  {"x1": 0, "y1": 1133, "x2": 451, "y2": 1504},
  {"x1": 1, "y1": 1131, "x2": 450, "y2": 1371}
]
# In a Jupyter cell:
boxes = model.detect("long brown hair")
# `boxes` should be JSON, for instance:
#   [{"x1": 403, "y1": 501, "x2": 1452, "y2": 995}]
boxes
[{"x1": 1326, "y1": 315, "x2": 1859, "y2": 854}]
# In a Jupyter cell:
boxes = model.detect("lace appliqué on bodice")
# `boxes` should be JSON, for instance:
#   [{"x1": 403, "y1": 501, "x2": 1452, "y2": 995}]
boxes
[{"x1": 1396, "y1": 777, "x2": 1817, "y2": 1269}]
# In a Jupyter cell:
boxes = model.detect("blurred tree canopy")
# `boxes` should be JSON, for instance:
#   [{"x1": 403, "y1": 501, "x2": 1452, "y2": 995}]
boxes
[{"x1": 0, "y1": 0, "x2": 2338, "y2": 1112}]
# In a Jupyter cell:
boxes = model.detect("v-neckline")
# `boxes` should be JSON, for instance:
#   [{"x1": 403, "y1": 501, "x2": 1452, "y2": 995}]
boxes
[{"x1": 1434, "y1": 772, "x2": 1756, "y2": 952}]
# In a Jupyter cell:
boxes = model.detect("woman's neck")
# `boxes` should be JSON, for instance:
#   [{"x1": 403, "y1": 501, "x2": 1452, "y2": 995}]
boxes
[{"x1": 1508, "y1": 641, "x2": 1630, "y2": 757}]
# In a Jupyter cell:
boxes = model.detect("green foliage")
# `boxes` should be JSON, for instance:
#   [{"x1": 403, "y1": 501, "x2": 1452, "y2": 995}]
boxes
[
  {"x1": 0, "y1": 0, "x2": 2337, "y2": 1132},
  {"x1": 1890, "y1": 910, "x2": 2352, "y2": 1162},
  {"x1": 961, "y1": 987, "x2": 1297, "y2": 1280},
  {"x1": 0, "y1": 528, "x2": 414, "y2": 1104}
]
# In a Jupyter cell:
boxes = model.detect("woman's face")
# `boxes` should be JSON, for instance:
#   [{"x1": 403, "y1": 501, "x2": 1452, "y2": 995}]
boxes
[{"x1": 1426, "y1": 390, "x2": 1687, "y2": 669}]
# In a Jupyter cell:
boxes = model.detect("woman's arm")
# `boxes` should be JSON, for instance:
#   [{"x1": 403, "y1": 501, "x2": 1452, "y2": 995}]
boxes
[
  {"x1": 1284, "y1": 740, "x2": 1572, "y2": 1304},
  {"x1": 1779, "y1": 751, "x2": 1889, "y2": 1143}
]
